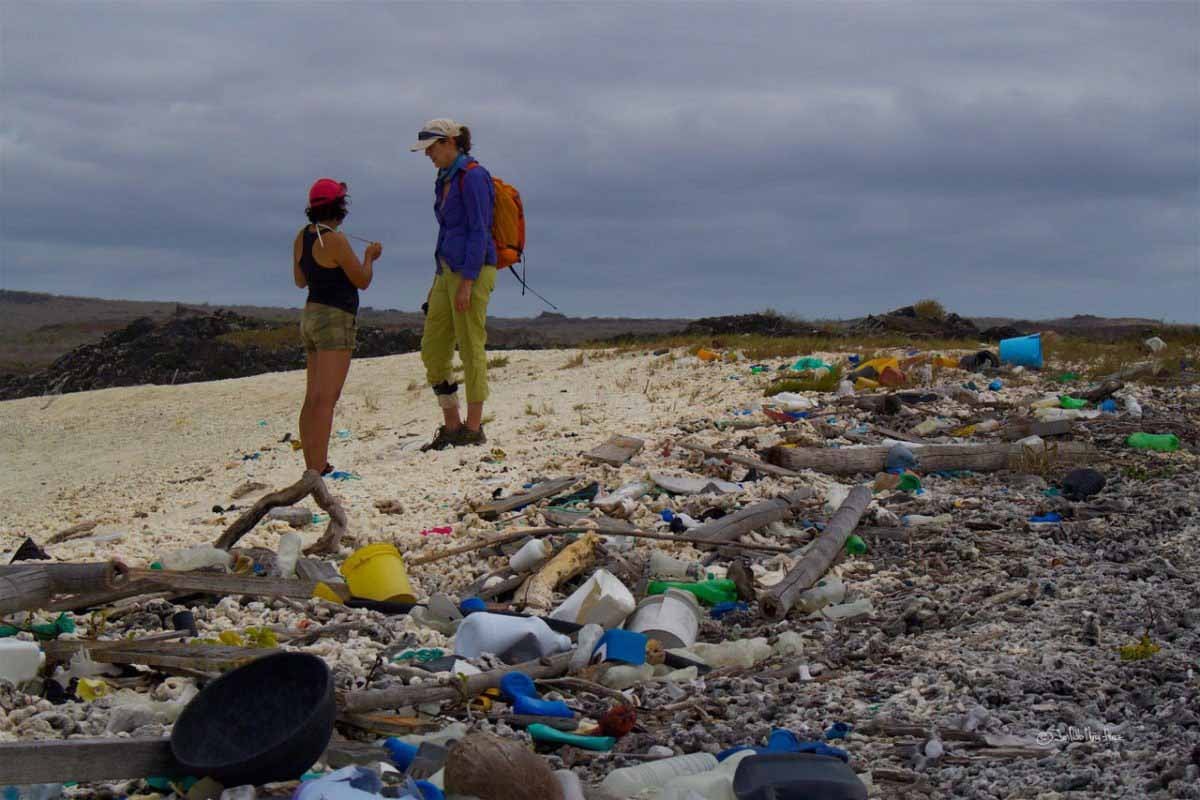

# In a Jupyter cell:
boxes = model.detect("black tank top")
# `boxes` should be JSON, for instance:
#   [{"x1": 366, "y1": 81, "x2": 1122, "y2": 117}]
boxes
[{"x1": 300, "y1": 226, "x2": 359, "y2": 315}]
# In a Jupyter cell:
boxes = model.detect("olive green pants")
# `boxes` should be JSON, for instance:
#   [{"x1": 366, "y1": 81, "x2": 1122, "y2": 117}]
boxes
[{"x1": 421, "y1": 265, "x2": 496, "y2": 404}]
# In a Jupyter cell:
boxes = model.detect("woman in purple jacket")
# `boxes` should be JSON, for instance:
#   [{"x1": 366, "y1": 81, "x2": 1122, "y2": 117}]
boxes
[{"x1": 410, "y1": 118, "x2": 497, "y2": 451}]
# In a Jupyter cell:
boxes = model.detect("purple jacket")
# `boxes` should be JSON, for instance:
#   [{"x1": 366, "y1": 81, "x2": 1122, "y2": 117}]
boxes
[{"x1": 434, "y1": 158, "x2": 496, "y2": 280}]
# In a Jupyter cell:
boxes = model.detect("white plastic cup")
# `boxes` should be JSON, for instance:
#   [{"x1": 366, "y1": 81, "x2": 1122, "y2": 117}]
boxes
[
  {"x1": 548, "y1": 569, "x2": 635, "y2": 628},
  {"x1": 625, "y1": 589, "x2": 704, "y2": 649}
]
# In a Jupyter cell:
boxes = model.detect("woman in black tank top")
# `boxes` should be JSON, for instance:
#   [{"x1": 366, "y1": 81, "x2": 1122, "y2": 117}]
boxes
[{"x1": 292, "y1": 178, "x2": 382, "y2": 476}]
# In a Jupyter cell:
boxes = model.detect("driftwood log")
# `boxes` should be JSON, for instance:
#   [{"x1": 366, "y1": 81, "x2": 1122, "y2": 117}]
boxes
[
  {"x1": 759, "y1": 485, "x2": 872, "y2": 620},
  {"x1": 0, "y1": 562, "x2": 123, "y2": 614},
  {"x1": 213, "y1": 469, "x2": 347, "y2": 555},
  {"x1": 690, "y1": 488, "x2": 816, "y2": 546},
  {"x1": 0, "y1": 738, "x2": 179, "y2": 784},
  {"x1": 999, "y1": 419, "x2": 1074, "y2": 441},
  {"x1": 675, "y1": 439, "x2": 803, "y2": 478},
  {"x1": 515, "y1": 534, "x2": 600, "y2": 611},
  {"x1": 583, "y1": 435, "x2": 644, "y2": 466},
  {"x1": 768, "y1": 441, "x2": 1096, "y2": 476},
  {"x1": 474, "y1": 476, "x2": 580, "y2": 520},
  {"x1": 341, "y1": 652, "x2": 572, "y2": 713}
]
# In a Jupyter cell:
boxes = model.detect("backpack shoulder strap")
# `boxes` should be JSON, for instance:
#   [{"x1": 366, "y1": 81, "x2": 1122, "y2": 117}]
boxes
[{"x1": 457, "y1": 160, "x2": 480, "y2": 192}]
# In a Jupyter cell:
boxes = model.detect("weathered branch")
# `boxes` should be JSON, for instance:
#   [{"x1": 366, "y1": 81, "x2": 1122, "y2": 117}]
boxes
[
  {"x1": 689, "y1": 488, "x2": 816, "y2": 546},
  {"x1": 213, "y1": 469, "x2": 347, "y2": 555},
  {"x1": 759, "y1": 485, "x2": 871, "y2": 620},
  {"x1": 768, "y1": 441, "x2": 1096, "y2": 476}
]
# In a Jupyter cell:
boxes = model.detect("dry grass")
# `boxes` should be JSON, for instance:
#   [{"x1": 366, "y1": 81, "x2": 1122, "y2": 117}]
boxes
[
  {"x1": 913, "y1": 299, "x2": 947, "y2": 321},
  {"x1": 561, "y1": 352, "x2": 586, "y2": 369},
  {"x1": 487, "y1": 355, "x2": 510, "y2": 369},
  {"x1": 1045, "y1": 332, "x2": 1200, "y2": 380},
  {"x1": 764, "y1": 365, "x2": 844, "y2": 396},
  {"x1": 524, "y1": 401, "x2": 555, "y2": 417},
  {"x1": 587, "y1": 331, "x2": 980, "y2": 362}
]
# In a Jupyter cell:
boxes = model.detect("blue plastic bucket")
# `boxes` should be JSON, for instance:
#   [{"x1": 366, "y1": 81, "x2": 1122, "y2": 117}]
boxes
[{"x1": 999, "y1": 334, "x2": 1043, "y2": 368}]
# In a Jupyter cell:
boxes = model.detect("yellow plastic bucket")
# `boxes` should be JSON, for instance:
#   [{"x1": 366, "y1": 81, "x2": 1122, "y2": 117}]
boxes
[{"x1": 339, "y1": 543, "x2": 416, "y2": 603}]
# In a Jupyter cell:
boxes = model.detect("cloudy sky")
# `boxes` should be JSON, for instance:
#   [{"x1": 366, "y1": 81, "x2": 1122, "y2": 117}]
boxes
[{"x1": 2, "y1": 3, "x2": 1197, "y2": 322}]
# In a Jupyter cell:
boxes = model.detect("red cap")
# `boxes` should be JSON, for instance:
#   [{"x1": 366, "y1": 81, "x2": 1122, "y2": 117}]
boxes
[{"x1": 308, "y1": 178, "x2": 347, "y2": 207}]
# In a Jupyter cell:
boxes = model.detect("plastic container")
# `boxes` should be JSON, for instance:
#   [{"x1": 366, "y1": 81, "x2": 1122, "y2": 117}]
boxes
[
  {"x1": 885, "y1": 444, "x2": 917, "y2": 472},
  {"x1": 647, "y1": 579, "x2": 738, "y2": 607},
  {"x1": 1059, "y1": 396, "x2": 1088, "y2": 409},
  {"x1": 548, "y1": 569, "x2": 636, "y2": 628},
  {"x1": 453, "y1": 613, "x2": 571, "y2": 660},
  {"x1": 999, "y1": 334, "x2": 1043, "y2": 369},
  {"x1": 732, "y1": 752, "x2": 868, "y2": 800},
  {"x1": 663, "y1": 749, "x2": 755, "y2": 800},
  {"x1": 569, "y1": 624, "x2": 604, "y2": 672},
  {"x1": 625, "y1": 589, "x2": 704, "y2": 649},
  {"x1": 170, "y1": 652, "x2": 335, "y2": 785},
  {"x1": 1126, "y1": 433, "x2": 1180, "y2": 452},
  {"x1": 509, "y1": 539, "x2": 552, "y2": 573},
  {"x1": 649, "y1": 550, "x2": 704, "y2": 580},
  {"x1": 554, "y1": 770, "x2": 586, "y2": 800},
  {"x1": 1125, "y1": 396, "x2": 1143, "y2": 418},
  {"x1": 0, "y1": 640, "x2": 43, "y2": 683},
  {"x1": 339, "y1": 543, "x2": 415, "y2": 603},
  {"x1": 591, "y1": 629, "x2": 648, "y2": 665},
  {"x1": 691, "y1": 637, "x2": 773, "y2": 669},
  {"x1": 795, "y1": 577, "x2": 845, "y2": 613},
  {"x1": 276, "y1": 533, "x2": 302, "y2": 579},
  {"x1": 160, "y1": 545, "x2": 232, "y2": 572},
  {"x1": 820, "y1": 598, "x2": 874, "y2": 621},
  {"x1": 601, "y1": 752, "x2": 719, "y2": 796}
]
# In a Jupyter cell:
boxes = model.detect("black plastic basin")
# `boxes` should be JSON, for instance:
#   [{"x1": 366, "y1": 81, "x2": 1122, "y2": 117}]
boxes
[
  {"x1": 733, "y1": 752, "x2": 868, "y2": 800},
  {"x1": 170, "y1": 652, "x2": 335, "y2": 784}
]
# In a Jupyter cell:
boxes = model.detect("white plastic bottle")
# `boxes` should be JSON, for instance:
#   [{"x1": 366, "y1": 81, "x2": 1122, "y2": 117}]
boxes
[
  {"x1": 821, "y1": 597, "x2": 875, "y2": 620},
  {"x1": 795, "y1": 576, "x2": 845, "y2": 613},
  {"x1": 276, "y1": 532, "x2": 302, "y2": 579},
  {"x1": 661, "y1": 749, "x2": 756, "y2": 800},
  {"x1": 452, "y1": 613, "x2": 571, "y2": 659},
  {"x1": 600, "y1": 752, "x2": 719, "y2": 797},
  {"x1": 649, "y1": 550, "x2": 703, "y2": 580},
  {"x1": 160, "y1": 545, "x2": 232, "y2": 572},
  {"x1": 509, "y1": 539, "x2": 552, "y2": 572},
  {"x1": 569, "y1": 624, "x2": 604, "y2": 673}
]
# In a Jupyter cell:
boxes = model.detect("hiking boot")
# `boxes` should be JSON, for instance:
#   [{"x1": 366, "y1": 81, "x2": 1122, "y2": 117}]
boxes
[
  {"x1": 453, "y1": 425, "x2": 487, "y2": 447},
  {"x1": 420, "y1": 425, "x2": 459, "y2": 452}
]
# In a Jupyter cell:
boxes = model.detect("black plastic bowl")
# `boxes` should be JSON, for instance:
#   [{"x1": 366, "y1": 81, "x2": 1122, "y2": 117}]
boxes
[{"x1": 170, "y1": 652, "x2": 335, "y2": 784}]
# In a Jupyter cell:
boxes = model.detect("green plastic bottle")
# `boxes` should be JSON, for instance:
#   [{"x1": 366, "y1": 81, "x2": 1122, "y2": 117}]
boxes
[
  {"x1": 897, "y1": 473, "x2": 922, "y2": 493},
  {"x1": 647, "y1": 579, "x2": 738, "y2": 606},
  {"x1": 1126, "y1": 433, "x2": 1180, "y2": 452},
  {"x1": 1059, "y1": 396, "x2": 1088, "y2": 409},
  {"x1": 845, "y1": 534, "x2": 867, "y2": 555}
]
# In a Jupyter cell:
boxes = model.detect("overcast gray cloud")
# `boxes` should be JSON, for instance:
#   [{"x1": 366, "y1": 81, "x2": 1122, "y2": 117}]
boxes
[{"x1": 1, "y1": 2, "x2": 1197, "y2": 321}]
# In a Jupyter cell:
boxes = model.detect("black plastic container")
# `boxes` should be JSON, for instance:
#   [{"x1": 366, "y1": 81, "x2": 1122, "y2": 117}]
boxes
[
  {"x1": 170, "y1": 652, "x2": 335, "y2": 784},
  {"x1": 733, "y1": 752, "x2": 868, "y2": 800}
]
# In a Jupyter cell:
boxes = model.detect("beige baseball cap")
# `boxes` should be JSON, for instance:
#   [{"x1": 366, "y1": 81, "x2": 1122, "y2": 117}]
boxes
[{"x1": 409, "y1": 118, "x2": 462, "y2": 152}]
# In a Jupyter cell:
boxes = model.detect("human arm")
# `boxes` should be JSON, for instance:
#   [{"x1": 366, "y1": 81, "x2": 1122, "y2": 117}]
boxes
[
  {"x1": 293, "y1": 231, "x2": 307, "y2": 288},
  {"x1": 324, "y1": 233, "x2": 381, "y2": 290},
  {"x1": 459, "y1": 168, "x2": 492, "y2": 282}
]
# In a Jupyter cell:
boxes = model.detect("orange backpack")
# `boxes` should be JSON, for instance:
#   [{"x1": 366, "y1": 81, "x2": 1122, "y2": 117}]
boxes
[{"x1": 462, "y1": 163, "x2": 525, "y2": 269}]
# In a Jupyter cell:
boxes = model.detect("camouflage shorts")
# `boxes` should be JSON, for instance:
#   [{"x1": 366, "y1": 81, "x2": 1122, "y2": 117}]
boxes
[{"x1": 300, "y1": 302, "x2": 357, "y2": 352}]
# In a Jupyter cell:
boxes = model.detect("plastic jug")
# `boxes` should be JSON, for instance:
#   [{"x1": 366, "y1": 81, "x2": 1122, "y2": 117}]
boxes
[
  {"x1": 820, "y1": 598, "x2": 874, "y2": 621},
  {"x1": 0, "y1": 640, "x2": 44, "y2": 683},
  {"x1": 276, "y1": 532, "x2": 302, "y2": 579},
  {"x1": 509, "y1": 539, "x2": 552, "y2": 572},
  {"x1": 549, "y1": 569, "x2": 636, "y2": 628},
  {"x1": 600, "y1": 753, "x2": 719, "y2": 797},
  {"x1": 453, "y1": 613, "x2": 571, "y2": 659}
]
